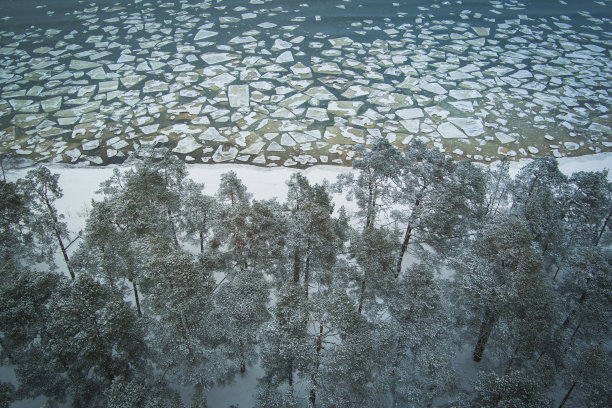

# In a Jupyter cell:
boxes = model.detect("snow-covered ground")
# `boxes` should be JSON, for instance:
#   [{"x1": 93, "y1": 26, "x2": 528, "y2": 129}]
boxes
[{"x1": 6, "y1": 152, "x2": 611, "y2": 236}]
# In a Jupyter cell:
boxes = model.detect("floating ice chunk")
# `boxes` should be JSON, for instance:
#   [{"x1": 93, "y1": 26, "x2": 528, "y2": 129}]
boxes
[
  {"x1": 528, "y1": 146, "x2": 539, "y2": 154},
  {"x1": 98, "y1": 80, "x2": 118, "y2": 93},
  {"x1": 41, "y1": 96, "x2": 62, "y2": 112},
  {"x1": 396, "y1": 108, "x2": 424, "y2": 120},
  {"x1": 140, "y1": 124, "x2": 159, "y2": 135},
  {"x1": 143, "y1": 80, "x2": 169, "y2": 93},
  {"x1": 212, "y1": 145, "x2": 238, "y2": 162},
  {"x1": 117, "y1": 53, "x2": 135, "y2": 63},
  {"x1": 279, "y1": 93, "x2": 310, "y2": 109},
  {"x1": 495, "y1": 132, "x2": 515, "y2": 144},
  {"x1": 350, "y1": 116, "x2": 376, "y2": 128},
  {"x1": 472, "y1": 27, "x2": 490, "y2": 36},
  {"x1": 369, "y1": 93, "x2": 413, "y2": 108},
  {"x1": 267, "y1": 141, "x2": 286, "y2": 152},
  {"x1": 447, "y1": 117, "x2": 484, "y2": 136},
  {"x1": 200, "y1": 127, "x2": 228, "y2": 142},
  {"x1": 280, "y1": 134, "x2": 296, "y2": 147},
  {"x1": 69, "y1": 60, "x2": 101, "y2": 70},
  {"x1": 424, "y1": 106, "x2": 450, "y2": 120},
  {"x1": 306, "y1": 107, "x2": 329, "y2": 121},
  {"x1": 276, "y1": 51, "x2": 294, "y2": 64},
  {"x1": 272, "y1": 39, "x2": 292, "y2": 51},
  {"x1": 564, "y1": 142, "x2": 580, "y2": 151},
  {"x1": 9, "y1": 99, "x2": 37, "y2": 112},
  {"x1": 227, "y1": 85, "x2": 250, "y2": 108},
  {"x1": 258, "y1": 22, "x2": 277, "y2": 29},
  {"x1": 589, "y1": 123, "x2": 612, "y2": 134},
  {"x1": 87, "y1": 67, "x2": 107, "y2": 80},
  {"x1": 290, "y1": 63, "x2": 312, "y2": 78},
  {"x1": 328, "y1": 101, "x2": 364, "y2": 117},
  {"x1": 438, "y1": 122, "x2": 467, "y2": 139},
  {"x1": 201, "y1": 52, "x2": 239, "y2": 64},
  {"x1": 449, "y1": 89, "x2": 482, "y2": 100},
  {"x1": 533, "y1": 64, "x2": 572, "y2": 76},
  {"x1": 239, "y1": 141, "x2": 266, "y2": 155},
  {"x1": 324, "y1": 126, "x2": 365, "y2": 144},
  {"x1": 173, "y1": 136, "x2": 202, "y2": 154},
  {"x1": 195, "y1": 29, "x2": 218, "y2": 41},
  {"x1": 304, "y1": 86, "x2": 337, "y2": 100},
  {"x1": 329, "y1": 37, "x2": 353, "y2": 47},
  {"x1": 418, "y1": 81, "x2": 447, "y2": 95},
  {"x1": 400, "y1": 119, "x2": 420, "y2": 133},
  {"x1": 342, "y1": 85, "x2": 371, "y2": 99},
  {"x1": 82, "y1": 140, "x2": 100, "y2": 151},
  {"x1": 120, "y1": 74, "x2": 145, "y2": 89},
  {"x1": 12, "y1": 113, "x2": 47, "y2": 128},
  {"x1": 64, "y1": 148, "x2": 81, "y2": 162},
  {"x1": 201, "y1": 73, "x2": 236, "y2": 89},
  {"x1": 312, "y1": 62, "x2": 342, "y2": 75},
  {"x1": 449, "y1": 101, "x2": 474, "y2": 112}
]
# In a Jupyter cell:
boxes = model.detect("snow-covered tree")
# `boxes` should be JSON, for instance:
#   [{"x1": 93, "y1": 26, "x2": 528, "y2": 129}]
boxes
[
  {"x1": 285, "y1": 173, "x2": 337, "y2": 295},
  {"x1": 23, "y1": 167, "x2": 78, "y2": 278},
  {"x1": 180, "y1": 180, "x2": 218, "y2": 254},
  {"x1": 335, "y1": 138, "x2": 402, "y2": 230},
  {"x1": 454, "y1": 214, "x2": 551, "y2": 364},
  {"x1": 394, "y1": 141, "x2": 486, "y2": 278},
  {"x1": 386, "y1": 262, "x2": 458, "y2": 406},
  {"x1": 134, "y1": 237, "x2": 218, "y2": 391},
  {"x1": 512, "y1": 157, "x2": 568, "y2": 257}
]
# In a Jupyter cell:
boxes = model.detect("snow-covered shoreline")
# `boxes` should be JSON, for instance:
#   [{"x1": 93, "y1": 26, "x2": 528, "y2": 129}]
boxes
[{"x1": 4, "y1": 152, "x2": 611, "y2": 247}]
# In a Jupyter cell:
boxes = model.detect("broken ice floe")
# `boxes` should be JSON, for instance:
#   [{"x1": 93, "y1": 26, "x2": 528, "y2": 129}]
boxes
[{"x1": 0, "y1": 1, "x2": 610, "y2": 167}]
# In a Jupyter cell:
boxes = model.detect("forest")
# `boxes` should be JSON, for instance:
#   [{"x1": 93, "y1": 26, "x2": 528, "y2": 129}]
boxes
[{"x1": 1, "y1": 139, "x2": 611, "y2": 407}]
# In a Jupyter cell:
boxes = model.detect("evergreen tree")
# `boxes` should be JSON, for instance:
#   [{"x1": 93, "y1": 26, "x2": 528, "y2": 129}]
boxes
[
  {"x1": 23, "y1": 167, "x2": 78, "y2": 278},
  {"x1": 394, "y1": 141, "x2": 486, "y2": 278},
  {"x1": 386, "y1": 263, "x2": 458, "y2": 406},
  {"x1": 335, "y1": 138, "x2": 402, "y2": 230}
]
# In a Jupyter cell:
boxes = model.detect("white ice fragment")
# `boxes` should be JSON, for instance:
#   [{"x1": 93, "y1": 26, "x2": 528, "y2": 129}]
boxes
[
  {"x1": 195, "y1": 29, "x2": 218, "y2": 41},
  {"x1": 82, "y1": 140, "x2": 100, "y2": 151},
  {"x1": 495, "y1": 132, "x2": 515, "y2": 144},
  {"x1": 447, "y1": 117, "x2": 484, "y2": 136},
  {"x1": 306, "y1": 107, "x2": 329, "y2": 121},
  {"x1": 438, "y1": 122, "x2": 467, "y2": 139},
  {"x1": 272, "y1": 39, "x2": 292, "y2": 51},
  {"x1": 564, "y1": 142, "x2": 580, "y2": 151},
  {"x1": 227, "y1": 85, "x2": 250, "y2": 108},
  {"x1": 396, "y1": 108, "x2": 424, "y2": 120},
  {"x1": 276, "y1": 50, "x2": 294, "y2": 64},
  {"x1": 173, "y1": 136, "x2": 203, "y2": 154},
  {"x1": 449, "y1": 89, "x2": 482, "y2": 100}
]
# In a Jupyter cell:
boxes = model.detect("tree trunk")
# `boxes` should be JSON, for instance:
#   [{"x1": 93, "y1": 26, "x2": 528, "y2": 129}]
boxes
[
  {"x1": 473, "y1": 312, "x2": 496, "y2": 362},
  {"x1": 595, "y1": 210, "x2": 610, "y2": 246},
  {"x1": 557, "y1": 381, "x2": 576, "y2": 408},
  {"x1": 132, "y1": 280, "x2": 142, "y2": 317},
  {"x1": 504, "y1": 344, "x2": 520, "y2": 375},
  {"x1": 288, "y1": 359, "x2": 294, "y2": 389},
  {"x1": 309, "y1": 325, "x2": 323, "y2": 408},
  {"x1": 304, "y1": 241, "x2": 312, "y2": 297},
  {"x1": 168, "y1": 210, "x2": 180, "y2": 249},
  {"x1": 199, "y1": 231, "x2": 204, "y2": 254},
  {"x1": 44, "y1": 195, "x2": 74, "y2": 280},
  {"x1": 54, "y1": 226, "x2": 74, "y2": 280},
  {"x1": 293, "y1": 248, "x2": 300, "y2": 283},
  {"x1": 358, "y1": 277, "x2": 366, "y2": 314},
  {"x1": 395, "y1": 224, "x2": 412, "y2": 278},
  {"x1": 304, "y1": 255, "x2": 311, "y2": 298}
]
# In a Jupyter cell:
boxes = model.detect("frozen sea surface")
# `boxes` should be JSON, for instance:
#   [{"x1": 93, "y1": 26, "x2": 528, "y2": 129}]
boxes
[{"x1": 0, "y1": 0, "x2": 611, "y2": 167}]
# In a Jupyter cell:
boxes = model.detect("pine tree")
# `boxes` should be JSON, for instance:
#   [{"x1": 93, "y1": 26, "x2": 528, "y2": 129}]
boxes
[{"x1": 23, "y1": 167, "x2": 78, "y2": 278}]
